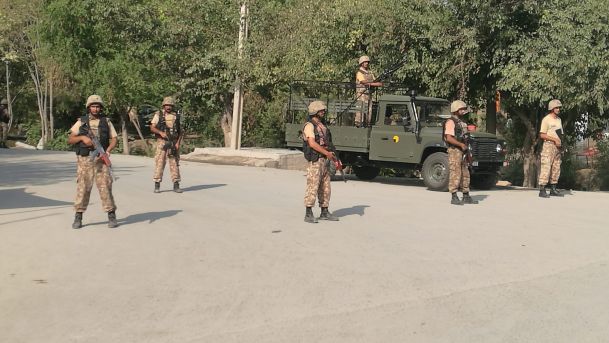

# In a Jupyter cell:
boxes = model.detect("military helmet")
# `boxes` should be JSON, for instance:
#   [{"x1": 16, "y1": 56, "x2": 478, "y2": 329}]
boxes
[
  {"x1": 358, "y1": 55, "x2": 371, "y2": 65},
  {"x1": 308, "y1": 100, "x2": 327, "y2": 115},
  {"x1": 450, "y1": 100, "x2": 468, "y2": 113},
  {"x1": 548, "y1": 99, "x2": 562, "y2": 111},
  {"x1": 0, "y1": 98, "x2": 8, "y2": 105},
  {"x1": 86, "y1": 95, "x2": 104, "y2": 108},
  {"x1": 162, "y1": 96, "x2": 175, "y2": 106}
]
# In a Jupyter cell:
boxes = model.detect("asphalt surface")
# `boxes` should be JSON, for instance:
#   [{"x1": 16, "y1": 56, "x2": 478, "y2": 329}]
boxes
[{"x1": 1, "y1": 149, "x2": 609, "y2": 343}]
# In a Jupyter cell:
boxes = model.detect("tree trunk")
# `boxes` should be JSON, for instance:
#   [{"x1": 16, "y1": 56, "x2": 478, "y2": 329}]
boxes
[
  {"x1": 121, "y1": 114, "x2": 130, "y2": 155},
  {"x1": 128, "y1": 106, "x2": 145, "y2": 141},
  {"x1": 5, "y1": 61, "x2": 13, "y2": 133},
  {"x1": 220, "y1": 95, "x2": 232, "y2": 147},
  {"x1": 486, "y1": 95, "x2": 496, "y2": 134},
  {"x1": 49, "y1": 77, "x2": 54, "y2": 139},
  {"x1": 515, "y1": 107, "x2": 539, "y2": 188}
]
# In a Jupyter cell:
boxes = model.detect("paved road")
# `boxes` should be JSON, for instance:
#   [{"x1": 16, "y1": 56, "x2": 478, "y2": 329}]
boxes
[{"x1": 1, "y1": 149, "x2": 609, "y2": 343}]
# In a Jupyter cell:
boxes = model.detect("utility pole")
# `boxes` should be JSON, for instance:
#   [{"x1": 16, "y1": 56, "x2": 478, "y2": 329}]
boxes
[{"x1": 230, "y1": 1, "x2": 248, "y2": 150}]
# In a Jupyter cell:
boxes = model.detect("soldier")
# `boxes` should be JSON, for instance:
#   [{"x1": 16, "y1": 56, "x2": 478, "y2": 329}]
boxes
[
  {"x1": 67, "y1": 95, "x2": 118, "y2": 229},
  {"x1": 0, "y1": 98, "x2": 9, "y2": 148},
  {"x1": 150, "y1": 96, "x2": 183, "y2": 193},
  {"x1": 303, "y1": 101, "x2": 339, "y2": 223},
  {"x1": 538, "y1": 99, "x2": 564, "y2": 198},
  {"x1": 354, "y1": 55, "x2": 383, "y2": 127},
  {"x1": 443, "y1": 100, "x2": 478, "y2": 205}
]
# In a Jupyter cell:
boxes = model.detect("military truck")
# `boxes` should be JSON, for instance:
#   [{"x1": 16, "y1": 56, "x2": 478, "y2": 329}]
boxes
[{"x1": 285, "y1": 81, "x2": 506, "y2": 191}]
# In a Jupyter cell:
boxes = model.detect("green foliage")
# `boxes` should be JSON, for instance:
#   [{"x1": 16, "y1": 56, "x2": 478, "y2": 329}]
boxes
[
  {"x1": 24, "y1": 120, "x2": 41, "y2": 146},
  {"x1": 594, "y1": 139, "x2": 609, "y2": 191},
  {"x1": 44, "y1": 129, "x2": 71, "y2": 151}
]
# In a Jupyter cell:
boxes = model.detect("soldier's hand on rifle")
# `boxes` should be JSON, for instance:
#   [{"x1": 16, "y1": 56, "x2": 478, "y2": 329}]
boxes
[
  {"x1": 554, "y1": 138, "x2": 562, "y2": 148},
  {"x1": 159, "y1": 131, "x2": 168, "y2": 139},
  {"x1": 460, "y1": 142, "x2": 467, "y2": 152},
  {"x1": 325, "y1": 151, "x2": 336, "y2": 161},
  {"x1": 80, "y1": 136, "x2": 93, "y2": 147}
]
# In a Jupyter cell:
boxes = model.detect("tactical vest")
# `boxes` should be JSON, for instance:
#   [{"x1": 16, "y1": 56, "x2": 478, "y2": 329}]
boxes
[
  {"x1": 75, "y1": 115, "x2": 110, "y2": 156},
  {"x1": 442, "y1": 116, "x2": 467, "y2": 147},
  {"x1": 155, "y1": 111, "x2": 181, "y2": 139},
  {"x1": 355, "y1": 68, "x2": 375, "y2": 96},
  {"x1": 302, "y1": 119, "x2": 332, "y2": 162}
]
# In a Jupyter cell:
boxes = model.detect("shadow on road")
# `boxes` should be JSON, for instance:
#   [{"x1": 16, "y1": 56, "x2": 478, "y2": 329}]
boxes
[
  {"x1": 0, "y1": 160, "x2": 75, "y2": 187},
  {"x1": 181, "y1": 184, "x2": 226, "y2": 192},
  {"x1": 0, "y1": 188, "x2": 72, "y2": 210},
  {"x1": 333, "y1": 205, "x2": 370, "y2": 218},
  {"x1": 471, "y1": 194, "x2": 489, "y2": 202},
  {"x1": 85, "y1": 210, "x2": 183, "y2": 227},
  {"x1": 157, "y1": 184, "x2": 227, "y2": 193}
]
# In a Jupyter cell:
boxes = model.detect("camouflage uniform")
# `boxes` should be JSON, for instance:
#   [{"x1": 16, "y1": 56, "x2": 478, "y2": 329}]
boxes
[
  {"x1": 151, "y1": 111, "x2": 181, "y2": 183},
  {"x1": 538, "y1": 110, "x2": 563, "y2": 187},
  {"x1": 70, "y1": 116, "x2": 118, "y2": 213},
  {"x1": 304, "y1": 158, "x2": 331, "y2": 208},
  {"x1": 448, "y1": 146, "x2": 470, "y2": 193},
  {"x1": 355, "y1": 67, "x2": 375, "y2": 126},
  {"x1": 0, "y1": 101, "x2": 8, "y2": 147},
  {"x1": 303, "y1": 121, "x2": 331, "y2": 207},
  {"x1": 445, "y1": 116, "x2": 470, "y2": 193},
  {"x1": 538, "y1": 141, "x2": 561, "y2": 185}
]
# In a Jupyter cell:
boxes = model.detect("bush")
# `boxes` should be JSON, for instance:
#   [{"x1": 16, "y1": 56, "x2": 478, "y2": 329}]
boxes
[
  {"x1": 44, "y1": 130, "x2": 72, "y2": 151},
  {"x1": 594, "y1": 139, "x2": 609, "y2": 191},
  {"x1": 25, "y1": 121, "x2": 42, "y2": 146},
  {"x1": 499, "y1": 158, "x2": 524, "y2": 186}
]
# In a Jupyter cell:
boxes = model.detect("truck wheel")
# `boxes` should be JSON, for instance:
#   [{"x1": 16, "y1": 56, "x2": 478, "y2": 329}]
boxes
[
  {"x1": 353, "y1": 166, "x2": 380, "y2": 180},
  {"x1": 422, "y1": 152, "x2": 449, "y2": 191},
  {"x1": 471, "y1": 174, "x2": 498, "y2": 190}
]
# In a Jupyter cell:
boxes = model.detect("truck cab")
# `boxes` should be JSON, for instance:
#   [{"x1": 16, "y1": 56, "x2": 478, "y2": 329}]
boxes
[{"x1": 285, "y1": 82, "x2": 506, "y2": 191}]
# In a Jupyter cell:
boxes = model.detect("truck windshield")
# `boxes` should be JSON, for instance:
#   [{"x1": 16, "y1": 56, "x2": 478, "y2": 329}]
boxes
[{"x1": 417, "y1": 102, "x2": 451, "y2": 126}]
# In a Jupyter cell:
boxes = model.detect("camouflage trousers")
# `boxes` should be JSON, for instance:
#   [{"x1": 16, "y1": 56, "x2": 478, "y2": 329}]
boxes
[
  {"x1": 448, "y1": 147, "x2": 470, "y2": 193},
  {"x1": 304, "y1": 158, "x2": 331, "y2": 208},
  {"x1": 74, "y1": 155, "x2": 116, "y2": 212},
  {"x1": 153, "y1": 139, "x2": 181, "y2": 183},
  {"x1": 0, "y1": 122, "x2": 7, "y2": 143},
  {"x1": 354, "y1": 94, "x2": 371, "y2": 126},
  {"x1": 538, "y1": 141, "x2": 561, "y2": 186}
]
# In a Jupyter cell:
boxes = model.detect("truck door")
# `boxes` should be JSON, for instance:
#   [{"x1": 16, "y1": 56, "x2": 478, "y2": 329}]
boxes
[{"x1": 369, "y1": 103, "x2": 419, "y2": 163}]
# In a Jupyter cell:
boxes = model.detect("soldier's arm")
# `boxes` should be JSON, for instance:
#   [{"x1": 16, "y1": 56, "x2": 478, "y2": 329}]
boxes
[
  {"x1": 107, "y1": 137, "x2": 117, "y2": 153},
  {"x1": 67, "y1": 129, "x2": 92, "y2": 146},
  {"x1": 444, "y1": 134, "x2": 466, "y2": 150},
  {"x1": 307, "y1": 137, "x2": 334, "y2": 160}
]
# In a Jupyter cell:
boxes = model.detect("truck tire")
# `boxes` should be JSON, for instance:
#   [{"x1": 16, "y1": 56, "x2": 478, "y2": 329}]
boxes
[
  {"x1": 422, "y1": 152, "x2": 449, "y2": 191},
  {"x1": 471, "y1": 174, "x2": 498, "y2": 190},
  {"x1": 353, "y1": 166, "x2": 380, "y2": 180}
]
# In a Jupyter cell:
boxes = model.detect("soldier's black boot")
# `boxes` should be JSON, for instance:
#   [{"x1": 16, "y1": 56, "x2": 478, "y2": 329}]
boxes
[
  {"x1": 451, "y1": 192, "x2": 463, "y2": 205},
  {"x1": 549, "y1": 184, "x2": 564, "y2": 197},
  {"x1": 462, "y1": 193, "x2": 478, "y2": 204},
  {"x1": 173, "y1": 182, "x2": 183, "y2": 193},
  {"x1": 108, "y1": 211, "x2": 118, "y2": 228},
  {"x1": 318, "y1": 207, "x2": 339, "y2": 221},
  {"x1": 304, "y1": 207, "x2": 318, "y2": 223},
  {"x1": 539, "y1": 186, "x2": 550, "y2": 198},
  {"x1": 72, "y1": 212, "x2": 83, "y2": 229},
  {"x1": 154, "y1": 182, "x2": 160, "y2": 193}
]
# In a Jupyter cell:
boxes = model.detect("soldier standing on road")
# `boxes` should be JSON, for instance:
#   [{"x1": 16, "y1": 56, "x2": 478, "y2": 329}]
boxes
[
  {"x1": 443, "y1": 100, "x2": 478, "y2": 205},
  {"x1": 150, "y1": 96, "x2": 183, "y2": 194},
  {"x1": 538, "y1": 99, "x2": 564, "y2": 198},
  {"x1": 67, "y1": 95, "x2": 118, "y2": 229},
  {"x1": 354, "y1": 56, "x2": 383, "y2": 127},
  {"x1": 0, "y1": 99, "x2": 9, "y2": 148},
  {"x1": 303, "y1": 101, "x2": 339, "y2": 223}
]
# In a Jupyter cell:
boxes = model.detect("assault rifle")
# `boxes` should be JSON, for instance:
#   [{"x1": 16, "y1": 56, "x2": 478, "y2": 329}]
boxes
[
  {"x1": 162, "y1": 111, "x2": 181, "y2": 165},
  {"x1": 328, "y1": 142, "x2": 346, "y2": 183},
  {"x1": 88, "y1": 130, "x2": 117, "y2": 181},
  {"x1": 462, "y1": 132, "x2": 474, "y2": 172}
]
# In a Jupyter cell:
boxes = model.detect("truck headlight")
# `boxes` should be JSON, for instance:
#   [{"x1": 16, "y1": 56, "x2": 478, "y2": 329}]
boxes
[{"x1": 496, "y1": 143, "x2": 502, "y2": 153}]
